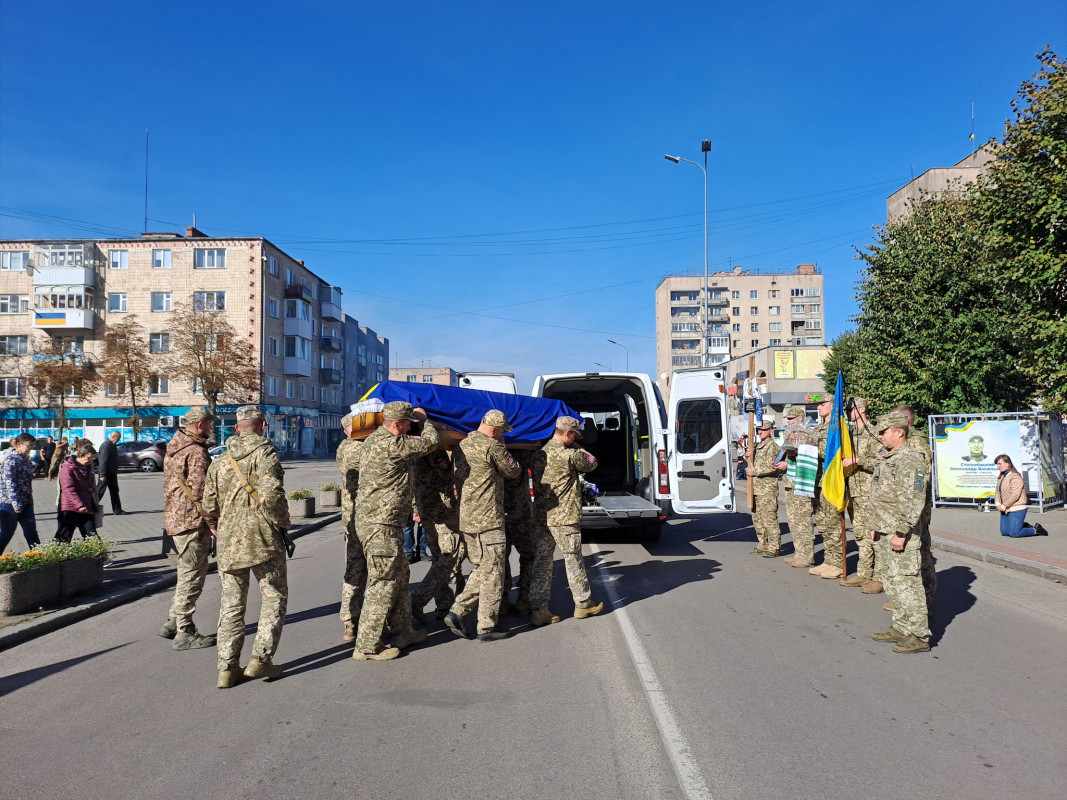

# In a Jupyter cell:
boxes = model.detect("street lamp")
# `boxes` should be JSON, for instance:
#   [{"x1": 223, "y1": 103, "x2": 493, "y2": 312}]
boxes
[
  {"x1": 594, "y1": 361, "x2": 611, "y2": 371},
  {"x1": 607, "y1": 339, "x2": 629, "y2": 371},
  {"x1": 665, "y1": 140, "x2": 712, "y2": 367}
]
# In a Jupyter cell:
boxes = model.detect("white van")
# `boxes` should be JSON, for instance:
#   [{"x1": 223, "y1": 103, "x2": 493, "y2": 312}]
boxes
[
  {"x1": 456, "y1": 372, "x2": 519, "y2": 394},
  {"x1": 531, "y1": 368, "x2": 733, "y2": 539}
]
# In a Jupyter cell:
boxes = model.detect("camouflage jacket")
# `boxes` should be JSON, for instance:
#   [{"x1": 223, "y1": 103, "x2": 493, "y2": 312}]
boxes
[
  {"x1": 202, "y1": 433, "x2": 290, "y2": 572},
  {"x1": 336, "y1": 438, "x2": 363, "y2": 528},
  {"x1": 751, "y1": 437, "x2": 780, "y2": 495},
  {"x1": 532, "y1": 438, "x2": 598, "y2": 528},
  {"x1": 867, "y1": 443, "x2": 928, "y2": 537},
  {"x1": 413, "y1": 448, "x2": 458, "y2": 528},
  {"x1": 47, "y1": 442, "x2": 69, "y2": 480},
  {"x1": 504, "y1": 449, "x2": 533, "y2": 523},
  {"x1": 354, "y1": 423, "x2": 439, "y2": 528},
  {"x1": 163, "y1": 428, "x2": 212, "y2": 535},
  {"x1": 455, "y1": 431, "x2": 520, "y2": 534}
]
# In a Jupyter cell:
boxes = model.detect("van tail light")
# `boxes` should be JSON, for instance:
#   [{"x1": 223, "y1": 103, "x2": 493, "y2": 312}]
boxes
[{"x1": 657, "y1": 448, "x2": 669, "y2": 494}]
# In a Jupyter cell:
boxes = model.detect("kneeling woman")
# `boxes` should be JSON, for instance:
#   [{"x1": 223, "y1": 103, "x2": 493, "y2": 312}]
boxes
[{"x1": 994, "y1": 454, "x2": 1047, "y2": 537}]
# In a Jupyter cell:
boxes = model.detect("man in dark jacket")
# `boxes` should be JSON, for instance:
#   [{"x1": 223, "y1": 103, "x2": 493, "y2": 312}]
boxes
[{"x1": 96, "y1": 431, "x2": 125, "y2": 514}]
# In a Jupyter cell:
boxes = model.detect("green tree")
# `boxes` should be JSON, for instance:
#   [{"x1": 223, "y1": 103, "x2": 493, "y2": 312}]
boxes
[
  {"x1": 96, "y1": 316, "x2": 156, "y2": 437},
  {"x1": 27, "y1": 337, "x2": 101, "y2": 439}
]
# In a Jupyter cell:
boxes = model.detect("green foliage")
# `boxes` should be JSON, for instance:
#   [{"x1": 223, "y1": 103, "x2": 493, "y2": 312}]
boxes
[
  {"x1": 287, "y1": 488, "x2": 314, "y2": 501},
  {"x1": 318, "y1": 482, "x2": 340, "y2": 492},
  {"x1": 0, "y1": 538, "x2": 113, "y2": 574}
]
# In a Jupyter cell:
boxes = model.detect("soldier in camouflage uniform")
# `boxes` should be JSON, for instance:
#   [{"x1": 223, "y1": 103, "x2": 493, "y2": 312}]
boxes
[
  {"x1": 159, "y1": 406, "x2": 218, "y2": 650},
  {"x1": 351, "y1": 401, "x2": 439, "y2": 661},
  {"x1": 336, "y1": 413, "x2": 366, "y2": 642},
  {"x1": 781, "y1": 406, "x2": 817, "y2": 567},
  {"x1": 892, "y1": 404, "x2": 936, "y2": 605},
  {"x1": 504, "y1": 448, "x2": 536, "y2": 612},
  {"x1": 809, "y1": 398, "x2": 844, "y2": 579},
  {"x1": 867, "y1": 412, "x2": 931, "y2": 653},
  {"x1": 841, "y1": 398, "x2": 881, "y2": 588},
  {"x1": 444, "y1": 410, "x2": 520, "y2": 642},
  {"x1": 529, "y1": 416, "x2": 604, "y2": 626},
  {"x1": 202, "y1": 406, "x2": 291, "y2": 688},
  {"x1": 411, "y1": 446, "x2": 463, "y2": 621},
  {"x1": 747, "y1": 418, "x2": 784, "y2": 557}
]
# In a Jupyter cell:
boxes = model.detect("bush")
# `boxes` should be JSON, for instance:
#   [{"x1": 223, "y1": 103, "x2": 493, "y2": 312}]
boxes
[
  {"x1": 318, "y1": 482, "x2": 340, "y2": 492},
  {"x1": 0, "y1": 538, "x2": 113, "y2": 574},
  {"x1": 287, "y1": 488, "x2": 313, "y2": 501}
]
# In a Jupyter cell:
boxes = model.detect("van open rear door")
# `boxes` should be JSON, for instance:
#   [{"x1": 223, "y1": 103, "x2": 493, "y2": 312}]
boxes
[{"x1": 667, "y1": 368, "x2": 733, "y2": 514}]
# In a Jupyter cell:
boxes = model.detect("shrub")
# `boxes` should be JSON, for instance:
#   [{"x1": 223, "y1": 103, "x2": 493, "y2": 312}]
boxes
[
  {"x1": 287, "y1": 488, "x2": 314, "y2": 501},
  {"x1": 318, "y1": 482, "x2": 340, "y2": 492},
  {"x1": 0, "y1": 538, "x2": 113, "y2": 574}
]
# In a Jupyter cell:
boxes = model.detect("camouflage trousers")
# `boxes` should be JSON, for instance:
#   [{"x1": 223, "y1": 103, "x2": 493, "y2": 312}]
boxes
[
  {"x1": 876, "y1": 533, "x2": 930, "y2": 639},
  {"x1": 340, "y1": 518, "x2": 367, "y2": 627},
  {"x1": 785, "y1": 488, "x2": 816, "y2": 564},
  {"x1": 217, "y1": 552, "x2": 288, "y2": 671},
  {"x1": 354, "y1": 523, "x2": 414, "y2": 654},
  {"x1": 815, "y1": 487, "x2": 844, "y2": 568},
  {"x1": 529, "y1": 525, "x2": 592, "y2": 611},
  {"x1": 168, "y1": 526, "x2": 213, "y2": 633},
  {"x1": 412, "y1": 520, "x2": 463, "y2": 612},
  {"x1": 452, "y1": 528, "x2": 506, "y2": 634},
  {"x1": 505, "y1": 517, "x2": 536, "y2": 603},
  {"x1": 752, "y1": 488, "x2": 780, "y2": 553},
  {"x1": 874, "y1": 524, "x2": 936, "y2": 604},
  {"x1": 848, "y1": 472, "x2": 874, "y2": 579}
]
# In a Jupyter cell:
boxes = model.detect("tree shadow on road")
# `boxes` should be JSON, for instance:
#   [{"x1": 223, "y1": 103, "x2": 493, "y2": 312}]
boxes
[
  {"x1": 0, "y1": 643, "x2": 132, "y2": 695},
  {"x1": 929, "y1": 564, "x2": 976, "y2": 645}
]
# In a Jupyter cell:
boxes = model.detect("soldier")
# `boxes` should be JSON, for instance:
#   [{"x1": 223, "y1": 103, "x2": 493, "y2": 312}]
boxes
[
  {"x1": 410, "y1": 446, "x2": 463, "y2": 622},
  {"x1": 351, "y1": 401, "x2": 439, "y2": 661},
  {"x1": 891, "y1": 404, "x2": 936, "y2": 606},
  {"x1": 868, "y1": 412, "x2": 931, "y2": 653},
  {"x1": 504, "y1": 448, "x2": 536, "y2": 612},
  {"x1": 444, "y1": 410, "x2": 520, "y2": 641},
  {"x1": 336, "y1": 413, "x2": 366, "y2": 643},
  {"x1": 529, "y1": 416, "x2": 604, "y2": 625},
  {"x1": 159, "y1": 407, "x2": 218, "y2": 650},
  {"x1": 840, "y1": 398, "x2": 881, "y2": 589},
  {"x1": 781, "y1": 406, "x2": 817, "y2": 568},
  {"x1": 47, "y1": 437, "x2": 69, "y2": 482},
  {"x1": 202, "y1": 405, "x2": 291, "y2": 688},
  {"x1": 809, "y1": 398, "x2": 844, "y2": 579},
  {"x1": 746, "y1": 418, "x2": 783, "y2": 557}
]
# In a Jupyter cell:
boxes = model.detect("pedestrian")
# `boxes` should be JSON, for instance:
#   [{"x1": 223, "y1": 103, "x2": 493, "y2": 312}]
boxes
[
  {"x1": 55, "y1": 440, "x2": 100, "y2": 542},
  {"x1": 350, "y1": 401, "x2": 439, "y2": 661},
  {"x1": 410, "y1": 447, "x2": 464, "y2": 623},
  {"x1": 809, "y1": 398, "x2": 844, "y2": 579},
  {"x1": 202, "y1": 406, "x2": 291, "y2": 688},
  {"x1": 158, "y1": 407, "x2": 218, "y2": 651},
  {"x1": 529, "y1": 416, "x2": 604, "y2": 625},
  {"x1": 96, "y1": 431, "x2": 125, "y2": 515},
  {"x1": 868, "y1": 412, "x2": 931, "y2": 654},
  {"x1": 47, "y1": 437, "x2": 68, "y2": 482},
  {"x1": 747, "y1": 419, "x2": 784, "y2": 557},
  {"x1": 781, "y1": 406, "x2": 817, "y2": 568},
  {"x1": 994, "y1": 454, "x2": 1048, "y2": 537},
  {"x1": 444, "y1": 409, "x2": 521, "y2": 642},
  {"x1": 0, "y1": 433, "x2": 40, "y2": 553},
  {"x1": 336, "y1": 413, "x2": 367, "y2": 643},
  {"x1": 841, "y1": 398, "x2": 881, "y2": 588}
]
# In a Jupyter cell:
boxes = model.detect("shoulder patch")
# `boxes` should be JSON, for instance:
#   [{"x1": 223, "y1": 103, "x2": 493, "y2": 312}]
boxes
[
  {"x1": 586, "y1": 454, "x2": 595, "y2": 464},
  {"x1": 913, "y1": 469, "x2": 925, "y2": 491}
]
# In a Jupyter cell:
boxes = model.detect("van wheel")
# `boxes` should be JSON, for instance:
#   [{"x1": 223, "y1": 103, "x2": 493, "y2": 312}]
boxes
[{"x1": 641, "y1": 523, "x2": 662, "y2": 542}]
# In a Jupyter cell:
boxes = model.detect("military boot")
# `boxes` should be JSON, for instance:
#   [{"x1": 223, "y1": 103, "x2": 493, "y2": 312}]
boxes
[
  {"x1": 892, "y1": 635, "x2": 931, "y2": 654},
  {"x1": 444, "y1": 611, "x2": 474, "y2": 640},
  {"x1": 761, "y1": 550, "x2": 780, "y2": 558},
  {"x1": 870, "y1": 626, "x2": 907, "y2": 643},
  {"x1": 808, "y1": 563, "x2": 828, "y2": 576},
  {"x1": 840, "y1": 574, "x2": 868, "y2": 587},
  {"x1": 574, "y1": 601, "x2": 604, "y2": 619},
  {"x1": 158, "y1": 618, "x2": 177, "y2": 639},
  {"x1": 530, "y1": 610, "x2": 561, "y2": 626},
  {"x1": 883, "y1": 601, "x2": 895, "y2": 611},
  {"x1": 514, "y1": 597, "x2": 532, "y2": 614},
  {"x1": 749, "y1": 546, "x2": 765, "y2": 555},
  {"x1": 791, "y1": 558, "x2": 813, "y2": 568},
  {"x1": 217, "y1": 667, "x2": 244, "y2": 689},
  {"x1": 342, "y1": 623, "x2": 356, "y2": 642},
  {"x1": 477, "y1": 628, "x2": 508, "y2": 642},
  {"x1": 498, "y1": 596, "x2": 517, "y2": 616},
  {"x1": 410, "y1": 594, "x2": 427, "y2": 624},
  {"x1": 861, "y1": 580, "x2": 884, "y2": 594},
  {"x1": 352, "y1": 646, "x2": 401, "y2": 661},
  {"x1": 391, "y1": 628, "x2": 428, "y2": 649},
  {"x1": 172, "y1": 630, "x2": 217, "y2": 651},
  {"x1": 244, "y1": 660, "x2": 283, "y2": 680}
]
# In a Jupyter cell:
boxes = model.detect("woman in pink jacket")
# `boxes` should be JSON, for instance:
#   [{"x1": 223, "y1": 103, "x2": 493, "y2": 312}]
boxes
[
  {"x1": 994, "y1": 454, "x2": 1048, "y2": 538},
  {"x1": 55, "y1": 440, "x2": 101, "y2": 542}
]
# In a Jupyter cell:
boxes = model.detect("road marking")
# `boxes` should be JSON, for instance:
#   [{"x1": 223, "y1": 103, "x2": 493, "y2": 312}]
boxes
[{"x1": 589, "y1": 542, "x2": 714, "y2": 800}]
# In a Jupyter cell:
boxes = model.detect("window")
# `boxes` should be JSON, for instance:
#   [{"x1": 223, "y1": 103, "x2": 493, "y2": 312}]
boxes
[
  {"x1": 731, "y1": 290, "x2": 740, "y2": 299},
  {"x1": 105, "y1": 380, "x2": 126, "y2": 397},
  {"x1": 751, "y1": 339, "x2": 759, "y2": 347},
  {"x1": 670, "y1": 291, "x2": 699, "y2": 302},
  {"x1": 708, "y1": 336, "x2": 729, "y2": 348},
  {"x1": 267, "y1": 298, "x2": 279, "y2": 318},
  {"x1": 150, "y1": 292, "x2": 171, "y2": 312},
  {"x1": 148, "y1": 333, "x2": 169, "y2": 353},
  {"x1": 266, "y1": 256, "x2": 279, "y2": 276},
  {"x1": 769, "y1": 339, "x2": 782, "y2": 346},
  {"x1": 732, "y1": 323, "x2": 741, "y2": 332},
  {"x1": 0, "y1": 335, "x2": 28, "y2": 355},
  {"x1": 108, "y1": 293, "x2": 128, "y2": 312},
  {"x1": 422, "y1": 374, "x2": 434, "y2": 383},
  {"x1": 709, "y1": 323, "x2": 723, "y2": 332},
  {"x1": 750, "y1": 290, "x2": 758, "y2": 299},
  {"x1": 149, "y1": 376, "x2": 169, "y2": 395},
  {"x1": 807, "y1": 288, "x2": 821, "y2": 297},
  {"x1": 672, "y1": 339, "x2": 700, "y2": 351},
  {"x1": 769, "y1": 306, "x2": 781, "y2": 315},
  {"x1": 808, "y1": 304, "x2": 821, "y2": 314},
  {"x1": 54, "y1": 336, "x2": 83, "y2": 353},
  {"x1": 750, "y1": 306, "x2": 759, "y2": 315},
  {"x1": 672, "y1": 355, "x2": 701, "y2": 366},
  {"x1": 194, "y1": 248, "x2": 226, "y2": 269},
  {"x1": 768, "y1": 289, "x2": 780, "y2": 299},
  {"x1": 285, "y1": 380, "x2": 294, "y2": 398},
  {"x1": 152, "y1": 249, "x2": 172, "y2": 269},
  {"x1": 805, "y1": 336, "x2": 822, "y2": 345},
  {"x1": 284, "y1": 336, "x2": 311, "y2": 359},
  {"x1": 671, "y1": 322, "x2": 701, "y2": 333},
  {"x1": 204, "y1": 334, "x2": 221, "y2": 353},
  {"x1": 790, "y1": 288, "x2": 805, "y2": 297},
  {"x1": 0, "y1": 295, "x2": 29, "y2": 314},
  {"x1": 300, "y1": 384, "x2": 308, "y2": 401},
  {"x1": 268, "y1": 337, "x2": 279, "y2": 356},
  {"x1": 285, "y1": 268, "x2": 294, "y2": 285},
  {"x1": 191, "y1": 378, "x2": 205, "y2": 395},
  {"x1": 805, "y1": 320, "x2": 822, "y2": 330},
  {"x1": 1, "y1": 251, "x2": 28, "y2": 271},
  {"x1": 733, "y1": 340, "x2": 741, "y2": 348},
  {"x1": 769, "y1": 322, "x2": 782, "y2": 332},
  {"x1": 109, "y1": 250, "x2": 128, "y2": 270},
  {"x1": 750, "y1": 323, "x2": 759, "y2": 332},
  {"x1": 731, "y1": 307, "x2": 740, "y2": 316},
  {"x1": 267, "y1": 377, "x2": 279, "y2": 396},
  {"x1": 0, "y1": 378, "x2": 25, "y2": 398},
  {"x1": 284, "y1": 299, "x2": 312, "y2": 321},
  {"x1": 791, "y1": 303, "x2": 805, "y2": 314},
  {"x1": 193, "y1": 291, "x2": 226, "y2": 311}
]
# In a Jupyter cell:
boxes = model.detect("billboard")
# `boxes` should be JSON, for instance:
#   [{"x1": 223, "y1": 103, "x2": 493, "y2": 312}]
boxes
[
  {"x1": 773, "y1": 351, "x2": 794, "y2": 379},
  {"x1": 934, "y1": 419, "x2": 1020, "y2": 499},
  {"x1": 795, "y1": 349, "x2": 830, "y2": 380}
]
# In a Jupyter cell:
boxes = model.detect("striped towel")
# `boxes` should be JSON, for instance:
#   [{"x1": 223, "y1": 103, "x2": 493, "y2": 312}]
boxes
[{"x1": 793, "y1": 444, "x2": 818, "y2": 498}]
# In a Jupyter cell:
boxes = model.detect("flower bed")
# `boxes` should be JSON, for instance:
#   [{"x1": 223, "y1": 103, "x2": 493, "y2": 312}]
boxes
[
  {"x1": 0, "y1": 539, "x2": 113, "y2": 614},
  {"x1": 287, "y1": 489, "x2": 315, "y2": 519},
  {"x1": 317, "y1": 482, "x2": 341, "y2": 508}
]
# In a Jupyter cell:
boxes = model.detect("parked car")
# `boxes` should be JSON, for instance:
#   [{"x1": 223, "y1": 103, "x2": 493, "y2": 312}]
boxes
[
  {"x1": 208, "y1": 445, "x2": 226, "y2": 460},
  {"x1": 115, "y1": 440, "x2": 167, "y2": 472}
]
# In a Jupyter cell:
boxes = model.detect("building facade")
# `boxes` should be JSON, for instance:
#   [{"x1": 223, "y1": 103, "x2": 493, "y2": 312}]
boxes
[
  {"x1": 0, "y1": 228, "x2": 387, "y2": 455},
  {"x1": 655, "y1": 264, "x2": 825, "y2": 388},
  {"x1": 887, "y1": 147, "x2": 995, "y2": 222},
  {"x1": 388, "y1": 366, "x2": 457, "y2": 386}
]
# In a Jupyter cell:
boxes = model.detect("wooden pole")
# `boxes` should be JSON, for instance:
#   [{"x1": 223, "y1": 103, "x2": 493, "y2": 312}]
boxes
[{"x1": 746, "y1": 355, "x2": 756, "y2": 511}]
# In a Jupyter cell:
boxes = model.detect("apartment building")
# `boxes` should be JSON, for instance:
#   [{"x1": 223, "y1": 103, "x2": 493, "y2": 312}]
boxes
[
  {"x1": 388, "y1": 366, "x2": 458, "y2": 386},
  {"x1": 342, "y1": 313, "x2": 389, "y2": 401},
  {"x1": 0, "y1": 228, "x2": 387, "y2": 455},
  {"x1": 655, "y1": 264, "x2": 825, "y2": 386},
  {"x1": 887, "y1": 146, "x2": 995, "y2": 222}
]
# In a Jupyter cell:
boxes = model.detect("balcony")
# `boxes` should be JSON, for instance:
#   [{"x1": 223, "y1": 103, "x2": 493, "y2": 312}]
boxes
[
  {"x1": 31, "y1": 265, "x2": 96, "y2": 287},
  {"x1": 283, "y1": 317, "x2": 314, "y2": 339},
  {"x1": 283, "y1": 357, "x2": 312, "y2": 377},
  {"x1": 320, "y1": 368, "x2": 342, "y2": 385},
  {"x1": 32, "y1": 309, "x2": 95, "y2": 330},
  {"x1": 708, "y1": 313, "x2": 731, "y2": 324},
  {"x1": 320, "y1": 300, "x2": 342, "y2": 321},
  {"x1": 707, "y1": 296, "x2": 730, "y2": 307},
  {"x1": 284, "y1": 283, "x2": 315, "y2": 303},
  {"x1": 320, "y1": 335, "x2": 342, "y2": 353},
  {"x1": 670, "y1": 297, "x2": 701, "y2": 305}
]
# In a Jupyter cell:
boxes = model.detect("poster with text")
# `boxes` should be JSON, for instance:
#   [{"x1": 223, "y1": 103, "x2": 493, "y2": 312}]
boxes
[
  {"x1": 774, "y1": 350, "x2": 795, "y2": 379},
  {"x1": 794, "y1": 349, "x2": 830, "y2": 381},
  {"x1": 935, "y1": 420, "x2": 1020, "y2": 499}
]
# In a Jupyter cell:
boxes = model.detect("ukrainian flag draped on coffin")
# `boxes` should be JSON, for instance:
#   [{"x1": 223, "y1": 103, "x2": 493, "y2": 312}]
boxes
[{"x1": 822, "y1": 371, "x2": 853, "y2": 512}]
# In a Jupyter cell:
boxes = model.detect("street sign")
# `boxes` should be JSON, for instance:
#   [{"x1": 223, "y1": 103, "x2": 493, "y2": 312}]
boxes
[{"x1": 743, "y1": 400, "x2": 757, "y2": 413}]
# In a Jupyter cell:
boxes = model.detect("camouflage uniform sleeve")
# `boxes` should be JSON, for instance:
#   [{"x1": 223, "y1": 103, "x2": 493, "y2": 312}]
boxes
[
  {"x1": 256, "y1": 448, "x2": 291, "y2": 530},
  {"x1": 489, "y1": 440, "x2": 521, "y2": 479},
  {"x1": 892, "y1": 449, "x2": 927, "y2": 535},
  {"x1": 396, "y1": 423, "x2": 440, "y2": 459},
  {"x1": 186, "y1": 445, "x2": 211, "y2": 519},
  {"x1": 571, "y1": 446, "x2": 598, "y2": 473},
  {"x1": 753, "y1": 440, "x2": 779, "y2": 476},
  {"x1": 857, "y1": 429, "x2": 881, "y2": 472},
  {"x1": 201, "y1": 460, "x2": 221, "y2": 522}
]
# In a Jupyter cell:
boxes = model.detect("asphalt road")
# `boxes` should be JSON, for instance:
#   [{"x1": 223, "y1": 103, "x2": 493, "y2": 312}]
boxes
[{"x1": 1, "y1": 511, "x2": 1064, "y2": 800}]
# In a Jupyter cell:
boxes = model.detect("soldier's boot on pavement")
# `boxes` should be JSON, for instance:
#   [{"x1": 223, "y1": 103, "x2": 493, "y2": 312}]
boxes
[
  {"x1": 244, "y1": 659, "x2": 283, "y2": 680},
  {"x1": 791, "y1": 558, "x2": 813, "y2": 568},
  {"x1": 891, "y1": 634, "x2": 931, "y2": 654},
  {"x1": 514, "y1": 597, "x2": 532, "y2": 614},
  {"x1": 819, "y1": 565, "x2": 843, "y2": 579},
  {"x1": 391, "y1": 628, "x2": 428, "y2": 649},
  {"x1": 574, "y1": 601, "x2": 604, "y2": 619},
  {"x1": 808, "y1": 563, "x2": 828, "y2": 576},
  {"x1": 840, "y1": 574, "x2": 869, "y2": 587},
  {"x1": 761, "y1": 550, "x2": 780, "y2": 558},
  {"x1": 352, "y1": 646, "x2": 401, "y2": 661},
  {"x1": 862, "y1": 580, "x2": 884, "y2": 594},
  {"x1": 217, "y1": 667, "x2": 244, "y2": 689},
  {"x1": 749, "y1": 546, "x2": 765, "y2": 555},
  {"x1": 444, "y1": 611, "x2": 475, "y2": 640},
  {"x1": 434, "y1": 606, "x2": 450, "y2": 620},
  {"x1": 871, "y1": 626, "x2": 907, "y2": 642},
  {"x1": 172, "y1": 630, "x2": 217, "y2": 651},
  {"x1": 883, "y1": 601, "x2": 895, "y2": 611},
  {"x1": 530, "y1": 610, "x2": 561, "y2": 626},
  {"x1": 342, "y1": 623, "x2": 356, "y2": 642},
  {"x1": 159, "y1": 618, "x2": 177, "y2": 639},
  {"x1": 410, "y1": 593, "x2": 427, "y2": 624},
  {"x1": 477, "y1": 627, "x2": 508, "y2": 642}
]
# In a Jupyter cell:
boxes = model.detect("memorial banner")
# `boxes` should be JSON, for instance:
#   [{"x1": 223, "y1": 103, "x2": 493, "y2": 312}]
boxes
[{"x1": 935, "y1": 420, "x2": 1020, "y2": 499}]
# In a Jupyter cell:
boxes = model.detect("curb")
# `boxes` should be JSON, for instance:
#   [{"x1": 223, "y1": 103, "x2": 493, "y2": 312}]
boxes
[
  {"x1": 930, "y1": 536, "x2": 1067, "y2": 584},
  {"x1": 0, "y1": 512, "x2": 341, "y2": 652}
]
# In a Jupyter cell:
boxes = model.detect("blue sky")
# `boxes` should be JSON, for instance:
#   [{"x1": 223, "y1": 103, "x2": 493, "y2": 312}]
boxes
[{"x1": 1, "y1": 1, "x2": 1062, "y2": 393}]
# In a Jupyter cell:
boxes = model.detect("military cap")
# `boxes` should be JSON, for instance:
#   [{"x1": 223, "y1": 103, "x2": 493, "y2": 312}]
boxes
[
  {"x1": 184, "y1": 406, "x2": 215, "y2": 424},
  {"x1": 875, "y1": 412, "x2": 909, "y2": 432},
  {"x1": 785, "y1": 405, "x2": 806, "y2": 420},
  {"x1": 852, "y1": 397, "x2": 868, "y2": 409},
  {"x1": 756, "y1": 418, "x2": 774, "y2": 431},
  {"x1": 382, "y1": 401, "x2": 418, "y2": 421},
  {"x1": 481, "y1": 409, "x2": 513, "y2": 432},
  {"x1": 556, "y1": 416, "x2": 584, "y2": 436},
  {"x1": 236, "y1": 405, "x2": 265, "y2": 421},
  {"x1": 340, "y1": 413, "x2": 353, "y2": 429}
]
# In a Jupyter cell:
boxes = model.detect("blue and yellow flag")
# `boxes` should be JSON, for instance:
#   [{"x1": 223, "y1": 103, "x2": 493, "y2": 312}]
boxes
[{"x1": 822, "y1": 372, "x2": 853, "y2": 512}]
